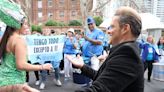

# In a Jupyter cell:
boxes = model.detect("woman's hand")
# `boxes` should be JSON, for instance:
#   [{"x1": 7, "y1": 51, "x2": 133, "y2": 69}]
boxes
[{"x1": 42, "y1": 63, "x2": 53, "y2": 70}]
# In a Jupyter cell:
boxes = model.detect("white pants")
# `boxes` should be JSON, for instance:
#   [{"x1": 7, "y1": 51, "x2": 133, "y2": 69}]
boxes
[{"x1": 64, "y1": 54, "x2": 76, "y2": 77}]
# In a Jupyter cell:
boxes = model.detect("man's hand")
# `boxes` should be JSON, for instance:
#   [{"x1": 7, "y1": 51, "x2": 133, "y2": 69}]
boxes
[
  {"x1": 66, "y1": 55, "x2": 84, "y2": 69},
  {"x1": 83, "y1": 35, "x2": 89, "y2": 41}
]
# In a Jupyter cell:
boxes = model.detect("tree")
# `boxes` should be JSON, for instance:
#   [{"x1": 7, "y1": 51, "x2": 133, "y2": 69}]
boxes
[
  {"x1": 68, "y1": 20, "x2": 82, "y2": 26},
  {"x1": 45, "y1": 20, "x2": 58, "y2": 26},
  {"x1": 13, "y1": 0, "x2": 32, "y2": 23},
  {"x1": 58, "y1": 22, "x2": 67, "y2": 26},
  {"x1": 80, "y1": 0, "x2": 111, "y2": 29},
  {"x1": 45, "y1": 20, "x2": 67, "y2": 26},
  {"x1": 31, "y1": 25, "x2": 42, "y2": 33},
  {"x1": 93, "y1": 16, "x2": 103, "y2": 26}
]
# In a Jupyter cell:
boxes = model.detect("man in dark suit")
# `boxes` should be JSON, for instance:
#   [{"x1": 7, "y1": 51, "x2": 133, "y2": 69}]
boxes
[{"x1": 67, "y1": 6, "x2": 144, "y2": 92}]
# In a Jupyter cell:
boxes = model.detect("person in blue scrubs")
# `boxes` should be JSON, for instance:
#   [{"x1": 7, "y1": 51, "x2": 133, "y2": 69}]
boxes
[
  {"x1": 82, "y1": 16, "x2": 104, "y2": 59},
  {"x1": 63, "y1": 28, "x2": 78, "y2": 80},
  {"x1": 81, "y1": 16, "x2": 104, "y2": 86}
]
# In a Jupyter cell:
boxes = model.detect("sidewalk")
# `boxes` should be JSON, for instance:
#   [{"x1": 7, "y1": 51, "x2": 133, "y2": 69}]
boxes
[{"x1": 28, "y1": 72, "x2": 164, "y2": 92}]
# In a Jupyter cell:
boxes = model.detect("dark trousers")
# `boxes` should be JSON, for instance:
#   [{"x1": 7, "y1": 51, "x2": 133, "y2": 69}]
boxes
[
  {"x1": 59, "y1": 53, "x2": 64, "y2": 70},
  {"x1": 144, "y1": 60, "x2": 154, "y2": 80},
  {"x1": 26, "y1": 70, "x2": 40, "y2": 82}
]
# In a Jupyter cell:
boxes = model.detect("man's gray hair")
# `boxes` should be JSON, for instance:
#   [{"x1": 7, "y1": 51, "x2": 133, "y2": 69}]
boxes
[{"x1": 115, "y1": 7, "x2": 142, "y2": 38}]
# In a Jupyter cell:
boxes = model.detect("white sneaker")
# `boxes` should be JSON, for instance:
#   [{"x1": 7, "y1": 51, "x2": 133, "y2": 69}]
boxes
[
  {"x1": 60, "y1": 70, "x2": 64, "y2": 74},
  {"x1": 39, "y1": 82, "x2": 45, "y2": 89},
  {"x1": 35, "y1": 80, "x2": 40, "y2": 86},
  {"x1": 54, "y1": 79, "x2": 62, "y2": 86}
]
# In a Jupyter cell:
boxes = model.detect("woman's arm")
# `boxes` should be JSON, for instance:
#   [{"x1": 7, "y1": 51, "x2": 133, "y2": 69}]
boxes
[{"x1": 14, "y1": 38, "x2": 52, "y2": 71}]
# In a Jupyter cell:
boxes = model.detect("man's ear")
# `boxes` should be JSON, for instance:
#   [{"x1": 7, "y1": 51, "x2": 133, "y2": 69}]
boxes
[{"x1": 121, "y1": 24, "x2": 130, "y2": 35}]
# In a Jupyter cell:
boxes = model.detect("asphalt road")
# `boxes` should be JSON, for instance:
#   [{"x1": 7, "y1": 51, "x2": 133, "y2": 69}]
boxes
[{"x1": 28, "y1": 71, "x2": 164, "y2": 92}]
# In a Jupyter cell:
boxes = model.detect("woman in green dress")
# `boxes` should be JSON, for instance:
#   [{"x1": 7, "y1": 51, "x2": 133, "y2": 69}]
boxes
[{"x1": 0, "y1": 18, "x2": 53, "y2": 92}]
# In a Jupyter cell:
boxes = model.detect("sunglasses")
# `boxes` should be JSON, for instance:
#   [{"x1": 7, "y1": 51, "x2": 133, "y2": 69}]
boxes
[
  {"x1": 88, "y1": 23, "x2": 93, "y2": 25},
  {"x1": 107, "y1": 26, "x2": 112, "y2": 30}
]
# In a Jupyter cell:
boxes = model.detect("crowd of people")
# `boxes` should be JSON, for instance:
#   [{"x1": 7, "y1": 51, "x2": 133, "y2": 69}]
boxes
[
  {"x1": 0, "y1": 1, "x2": 164, "y2": 92},
  {"x1": 25, "y1": 16, "x2": 109, "y2": 90},
  {"x1": 139, "y1": 35, "x2": 164, "y2": 82}
]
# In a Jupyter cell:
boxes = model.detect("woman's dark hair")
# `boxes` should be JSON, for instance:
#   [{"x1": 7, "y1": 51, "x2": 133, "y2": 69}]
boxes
[
  {"x1": 157, "y1": 37, "x2": 164, "y2": 47},
  {"x1": 0, "y1": 26, "x2": 17, "y2": 60},
  {"x1": 157, "y1": 40, "x2": 160, "y2": 46}
]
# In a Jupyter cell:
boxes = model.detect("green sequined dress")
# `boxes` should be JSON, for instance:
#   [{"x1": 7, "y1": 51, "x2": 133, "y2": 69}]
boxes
[{"x1": 0, "y1": 53, "x2": 26, "y2": 86}]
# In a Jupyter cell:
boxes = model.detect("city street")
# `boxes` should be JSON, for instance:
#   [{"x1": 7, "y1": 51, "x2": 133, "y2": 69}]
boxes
[
  {"x1": 0, "y1": 0, "x2": 164, "y2": 92},
  {"x1": 28, "y1": 72, "x2": 164, "y2": 92}
]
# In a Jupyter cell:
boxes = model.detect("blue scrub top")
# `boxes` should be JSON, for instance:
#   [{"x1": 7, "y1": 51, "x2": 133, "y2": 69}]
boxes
[
  {"x1": 63, "y1": 37, "x2": 77, "y2": 54},
  {"x1": 103, "y1": 33, "x2": 109, "y2": 47},
  {"x1": 82, "y1": 28, "x2": 104, "y2": 57}
]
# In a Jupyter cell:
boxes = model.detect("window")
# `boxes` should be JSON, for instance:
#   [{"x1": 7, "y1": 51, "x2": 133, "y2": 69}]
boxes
[
  {"x1": 38, "y1": 0, "x2": 42, "y2": 8},
  {"x1": 72, "y1": 0, "x2": 76, "y2": 4},
  {"x1": 59, "y1": 11, "x2": 64, "y2": 17},
  {"x1": 48, "y1": 0, "x2": 53, "y2": 7},
  {"x1": 38, "y1": 12, "x2": 42, "y2": 18},
  {"x1": 71, "y1": 0, "x2": 76, "y2": 7},
  {"x1": 59, "y1": 0, "x2": 64, "y2": 4},
  {"x1": 71, "y1": 11, "x2": 76, "y2": 16},
  {"x1": 48, "y1": 12, "x2": 53, "y2": 18},
  {"x1": 38, "y1": 12, "x2": 42, "y2": 22}
]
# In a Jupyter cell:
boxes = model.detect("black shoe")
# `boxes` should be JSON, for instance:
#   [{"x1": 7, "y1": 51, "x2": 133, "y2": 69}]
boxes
[{"x1": 147, "y1": 79, "x2": 151, "y2": 82}]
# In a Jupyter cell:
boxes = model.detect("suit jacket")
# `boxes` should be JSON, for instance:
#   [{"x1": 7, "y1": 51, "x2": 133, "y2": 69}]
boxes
[{"x1": 80, "y1": 41, "x2": 144, "y2": 92}]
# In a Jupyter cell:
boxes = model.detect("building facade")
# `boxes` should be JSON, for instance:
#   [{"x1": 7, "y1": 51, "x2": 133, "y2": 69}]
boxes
[
  {"x1": 31, "y1": 0, "x2": 81, "y2": 25},
  {"x1": 143, "y1": 0, "x2": 164, "y2": 23},
  {"x1": 102, "y1": 0, "x2": 143, "y2": 19}
]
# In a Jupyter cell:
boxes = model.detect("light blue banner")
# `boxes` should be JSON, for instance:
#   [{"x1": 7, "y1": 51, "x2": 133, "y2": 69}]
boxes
[{"x1": 26, "y1": 35, "x2": 65, "y2": 64}]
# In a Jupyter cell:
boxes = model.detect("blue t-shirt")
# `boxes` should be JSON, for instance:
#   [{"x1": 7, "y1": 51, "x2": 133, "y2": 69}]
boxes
[
  {"x1": 82, "y1": 28, "x2": 104, "y2": 57},
  {"x1": 79, "y1": 38, "x2": 85, "y2": 47},
  {"x1": 103, "y1": 33, "x2": 109, "y2": 47},
  {"x1": 146, "y1": 44, "x2": 153, "y2": 61},
  {"x1": 158, "y1": 45, "x2": 163, "y2": 50},
  {"x1": 63, "y1": 37, "x2": 77, "y2": 54}
]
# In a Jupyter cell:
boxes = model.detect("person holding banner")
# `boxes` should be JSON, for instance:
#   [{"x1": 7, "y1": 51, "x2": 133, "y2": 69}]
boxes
[
  {"x1": 0, "y1": 0, "x2": 52, "y2": 91},
  {"x1": 63, "y1": 28, "x2": 78, "y2": 81},
  {"x1": 67, "y1": 6, "x2": 144, "y2": 92},
  {"x1": 38, "y1": 28, "x2": 62, "y2": 89}
]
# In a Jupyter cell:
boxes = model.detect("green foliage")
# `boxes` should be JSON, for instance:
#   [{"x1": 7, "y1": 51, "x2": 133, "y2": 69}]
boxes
[
  {"x1": 93, "y1": 16, "x2": 103, "y2": 26},
  {"x1": 58, "y1": 22, "x2": 67, "y2": 26},
  {"x1": 68, "y1": 20, "x2": 82, "y2": 26},
  {"x1": 45, "y1": 20, "x2": 67, "y2": 26},
  {"x1": 31, "y1": 25, "x2": 42, "y2": 33},
  {"x1": 45, "y1": 20, "x2": 58, "y2": 26}
]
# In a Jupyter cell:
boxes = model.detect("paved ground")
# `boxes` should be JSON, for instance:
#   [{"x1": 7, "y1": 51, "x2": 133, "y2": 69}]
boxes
[{"x1": 28, "y1": 72, "x2": 164, "y2": 92}]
